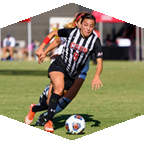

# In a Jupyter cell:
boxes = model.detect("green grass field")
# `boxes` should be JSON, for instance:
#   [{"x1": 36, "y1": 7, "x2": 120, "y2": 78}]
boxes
[{"x1": 0, "y1": 60, "x2": 144, "y2": 140}]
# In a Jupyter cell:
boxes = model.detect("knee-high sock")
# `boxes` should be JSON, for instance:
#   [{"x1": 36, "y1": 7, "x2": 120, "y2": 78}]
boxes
[
  {"x1": 36, "y1": 97, "x2": 71, "y2": 124},
  {"x1": 32, "y1": 99, "x2": 48, "y2": 112},
  {"x1": 55, "y1": 97, "x2": 71, "y2": 114},
  {"x1": 47, "y1": 93, "x2": 61, "y2": 121}
]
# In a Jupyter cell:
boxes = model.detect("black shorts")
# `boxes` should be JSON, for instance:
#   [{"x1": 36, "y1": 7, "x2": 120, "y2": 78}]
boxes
[{"x1": 48, "y1": 58, "x2": 75, "y2": 91}]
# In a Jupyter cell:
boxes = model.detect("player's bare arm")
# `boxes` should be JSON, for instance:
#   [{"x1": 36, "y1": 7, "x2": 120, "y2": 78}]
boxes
[
  {"x1": 91, "y1": 58, "x2": 103, "y2": 90},
  {"x1": 38, "y1": 37, "x2": 61, "y2": 64},
  {"x1": 35, "y1": 30, "x2": 59, "y2": 58}
]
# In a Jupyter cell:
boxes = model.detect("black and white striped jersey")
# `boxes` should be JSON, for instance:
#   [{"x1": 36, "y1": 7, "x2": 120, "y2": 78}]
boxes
[{"x1": 57, "y1": 28, "x2": 103, "y2": 78}]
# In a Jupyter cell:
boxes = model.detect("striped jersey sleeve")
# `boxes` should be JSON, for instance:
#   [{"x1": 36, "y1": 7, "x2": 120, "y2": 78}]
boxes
[
  {"x1": 93, "y1": 38, "x2": 103, "y2": 58},
  {"x1": 58, "y1": 28, "x2": 74, "y2": 38}
]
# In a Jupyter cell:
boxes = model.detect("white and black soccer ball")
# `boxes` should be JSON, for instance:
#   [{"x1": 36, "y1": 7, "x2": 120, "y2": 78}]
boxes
[{"x1": 65, "y1": 115, "x2": 85, "y2": 134}]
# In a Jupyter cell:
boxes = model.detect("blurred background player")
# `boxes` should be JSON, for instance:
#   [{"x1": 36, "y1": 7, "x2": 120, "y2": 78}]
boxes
[{"x1": 2, "y1": 34, "x2": 16, "y2": 61}]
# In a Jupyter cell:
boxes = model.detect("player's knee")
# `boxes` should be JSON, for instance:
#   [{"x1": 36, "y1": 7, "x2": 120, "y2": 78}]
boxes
[{"x1": 54, "y1": 85, "x2": 64, "y2": 96}]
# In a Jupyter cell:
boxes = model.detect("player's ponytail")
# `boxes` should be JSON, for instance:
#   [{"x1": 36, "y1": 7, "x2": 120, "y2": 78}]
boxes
[{"x1": 64, "y1": 12, "x2": 86, "y2": 28}]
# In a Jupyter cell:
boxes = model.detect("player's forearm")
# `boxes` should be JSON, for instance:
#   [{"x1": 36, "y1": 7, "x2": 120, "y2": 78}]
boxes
[
  {"x1": 43, "y1": 43, "x2": 56, "y2": 55},
  {"x1": 38, "y1": 30, "x2": 59, "y2": 51},
  {"x1": 91, "y1": 58, "x2": 103, "y2": 90},
  {"x1": 44, "y1": 38, "x2": 61, "y2": 55},
  {"x1": 94, "y1": 58, "x2": 103, "y2": 78},
  {"x1": 38, "y1": 43, "x2": 46, "y2": 51}
]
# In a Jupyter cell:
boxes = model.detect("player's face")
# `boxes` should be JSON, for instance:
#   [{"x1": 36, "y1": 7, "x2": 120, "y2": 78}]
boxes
[{"x1": 80, "y1": 19, "x2": 95, "y2": 38}]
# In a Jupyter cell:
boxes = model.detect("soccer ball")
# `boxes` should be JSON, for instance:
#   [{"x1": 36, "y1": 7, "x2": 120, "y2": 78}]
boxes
[{"x1": 65, "y1": 115, "x2": 85, "y2": 134}]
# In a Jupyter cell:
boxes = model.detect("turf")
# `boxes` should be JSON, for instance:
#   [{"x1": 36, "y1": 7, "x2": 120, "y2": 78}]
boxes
[{"x1": 0, "y1": 60, "x2": 144, "y2": 140}]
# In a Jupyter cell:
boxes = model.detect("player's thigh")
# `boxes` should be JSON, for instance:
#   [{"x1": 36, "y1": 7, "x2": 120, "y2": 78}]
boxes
[{"x1": 49, "y1": 71, "x2": 65, "y2": 92}]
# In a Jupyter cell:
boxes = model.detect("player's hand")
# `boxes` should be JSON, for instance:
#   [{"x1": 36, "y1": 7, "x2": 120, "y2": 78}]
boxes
[
  {"x1": 35, "y1": 49, "x2": 43, "y2": 58},
  {"x1": 38, "y1": 52, "x2": 46, "y2": 64},
  {"x1": 91, "y1": 75, "x2": 103, "y2": 90},
  {"x1": 35, "y1": 49, "x2": 44, "y2": 64}
]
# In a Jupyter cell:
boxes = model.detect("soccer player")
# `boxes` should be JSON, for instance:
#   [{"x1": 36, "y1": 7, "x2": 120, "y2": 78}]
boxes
[
  {"x1": 25, "y1": 12, "x2": 90, "y2": 126},
  {"x1": 25, "y1": 12, "x2": 90, "y2": 125},
  {"x1": 26, "y1": 13, "x2": 103, "y2": 133}
]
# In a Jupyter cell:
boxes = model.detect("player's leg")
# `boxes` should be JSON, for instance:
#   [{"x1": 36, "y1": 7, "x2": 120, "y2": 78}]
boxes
[
  {"x1": 36, "y1": 78, "x2": 84, "y2": 125},
  {"x1": 46, "y1": 82, "x2": 53, "y2": 105},
  {"x1": 54, "y1": 66, "x2": 87, "y2": 113},
  {"x1": 49, "y1": 71, "x2": 64, "y2": 95},
  {"x1": 36, "y1": 58, "x2": 89, "y2": 126},
  {"x1": 25, "y1": 72, "x2": 64, "y2": 126},
  {"x1": 36, "y1": 69, "x2": 87, "y2": 126},
  {"x1": 46, "y1": 71, "x2": 64, "y2": 118},
  {"x1": 35, "y1": 83, "x2": 61, "y2": 126},
  {"x1": 25, "y1": 85, "x2": 50, "y2": 125},
  {"x1": 32, "y1": 92, "x2": 48, "y2": 113},
  {"x1": 64, "y1": 78, "x2": 84, "y2": 100},
  {"x1": 31, "y1": 82, "x2": 53, "y2": 113},
  {"x1": 47, "y1": 77, "x2": 84, "y2": 110},
  {"x1": 44, "y1": 71, "x2": 64, "y2": 132},
  {"x1": 54, "y1": 77, "x2": 84, "y2": 112}
]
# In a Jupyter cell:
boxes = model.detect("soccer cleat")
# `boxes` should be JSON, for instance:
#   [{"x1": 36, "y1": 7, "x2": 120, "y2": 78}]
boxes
[
  {"x1": 44, "y1": 120, "x2": 54, "y2": 133},
  {"x1": 25, "y1": 103, "x2": 36, "y2": 125}
]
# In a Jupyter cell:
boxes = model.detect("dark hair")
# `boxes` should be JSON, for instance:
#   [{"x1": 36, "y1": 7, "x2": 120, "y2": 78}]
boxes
[
  {"x1": 75, "y1": 12, "x2": 85, "y2": 22},
  {"x1": 81, "y1": 13, "x2": 96, "y2": 25}
]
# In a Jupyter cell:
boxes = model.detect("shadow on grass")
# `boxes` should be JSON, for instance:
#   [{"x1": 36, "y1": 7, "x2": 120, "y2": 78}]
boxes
[
  {"x1": 0, "y1": 70, "x2": 47, "y2": 76},
  {"x1": 66, "y1": 131, "x2": 86, "y2": 135}
]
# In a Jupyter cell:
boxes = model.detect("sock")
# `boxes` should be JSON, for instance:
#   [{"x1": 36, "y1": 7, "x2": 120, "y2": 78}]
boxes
[
  {"x1": 55, "y1": 97, "x2": 71, "y2": 114},
  {"x1": 47, "y1": 93, "x2": 60, "y2": 121},
  {"x1": 32, "y1": 101, "x2": 48, "y2": 112},
  {"x1": 36, "y1": 97, "x2": 71, "y2": 124},
  {"x1": 32, "y1": 90, "x2": 48, "y2": 112}
]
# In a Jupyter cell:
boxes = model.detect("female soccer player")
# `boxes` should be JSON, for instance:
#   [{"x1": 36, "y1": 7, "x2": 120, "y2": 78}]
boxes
[
  {"x1": 43, "y1": 13, "x2": 103, "y2": 133},
  {"x1": 36, "y1": 12, "x2": 87, "y2": 103},
  {"x1": 25, "y1": 12, "x2": 90, "y2": 126},
  {"x1": 26, "y1": 13, "x2": 103, "y2": 133}
]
